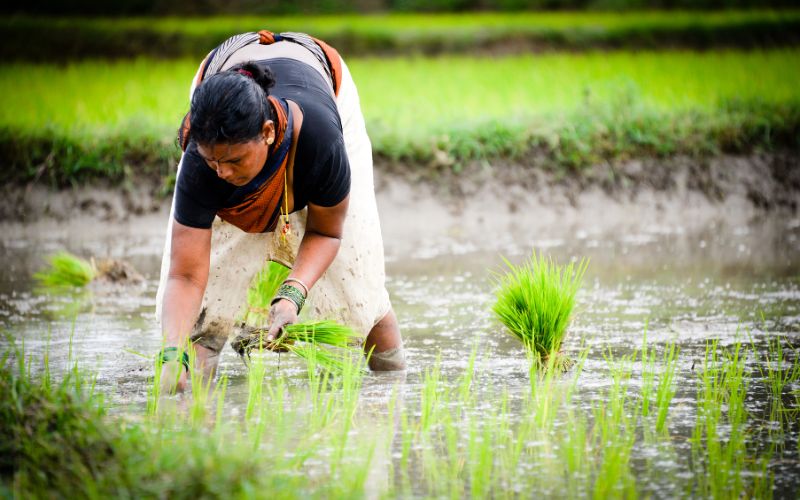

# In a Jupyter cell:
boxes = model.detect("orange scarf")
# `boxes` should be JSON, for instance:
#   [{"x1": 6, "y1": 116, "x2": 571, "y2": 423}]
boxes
[{"x1": 216, "y1": 95, "x2": 291, "y2": 233}]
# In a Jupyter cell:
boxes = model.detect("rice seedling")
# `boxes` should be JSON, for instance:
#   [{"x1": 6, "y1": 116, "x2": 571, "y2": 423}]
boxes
[
  {"x1": 654, "y1": 342, "x2": 679, "y2": 434},
  {"x1": 592, "y1": 352, "x2": 639, "y2": 498},
  {"x1": 492, "y1": 252, "x2": 588, "y2": 367},
  {"x1": 232, "y1": 320, "x2": 363, "y2": 375},
  {"x1": 690, "y1": 339, "x2": 774, "y2": 498},
  {"x1": 638, "y1": 324, "x2": 656, "y2": 418},
  {"x1": 244, "y1": 334, "x2": 268, "y2": 422},
  {"x1": 466, "y1": 409, "x2": 496, "y2": 498},
  {"x1": 243, "y1": 261, "x2": 290, "y2": 325},
  {"x1": 33, "y1": 251, "x2": 95, "y2": 289},
  {"x1": 419, "y1": 353, "x2": 442, "y2": 434}
]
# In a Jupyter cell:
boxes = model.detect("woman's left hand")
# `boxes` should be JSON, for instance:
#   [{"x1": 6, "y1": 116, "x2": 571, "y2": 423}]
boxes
[{"x1": 266, "y1": 298, "x2": 298, "y2": 343}]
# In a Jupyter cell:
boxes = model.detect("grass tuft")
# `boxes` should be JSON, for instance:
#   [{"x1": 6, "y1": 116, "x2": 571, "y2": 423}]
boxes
[
  {"x1": 33, "y1": 251, "x2": 96, "y2": 289},
  {"x1": 492, "y1": 252, "x2": 588, "y2": 364}
]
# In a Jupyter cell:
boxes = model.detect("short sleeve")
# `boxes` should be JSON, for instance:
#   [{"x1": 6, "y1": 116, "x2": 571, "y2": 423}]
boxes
[
  {"x1": 307, "y1": 137, "x2": 351, "y2": 207},
  {"x1": 173, "y1": 148, "x2": 222, "y2": 229}
]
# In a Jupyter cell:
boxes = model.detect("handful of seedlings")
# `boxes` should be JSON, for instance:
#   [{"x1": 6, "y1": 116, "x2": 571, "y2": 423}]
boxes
[
  {"x1": 492, "y1": 252, "x2": 588, "y2": 371},
  {"x1": 231, "y1": 320, "x2": 364, "y2": 374},
  {"x1": 34, "y1": 251, "x2": 144, "y2": 290},
  {"x1": 33, "y1": 252, "x2": 96, "y2": 288}
]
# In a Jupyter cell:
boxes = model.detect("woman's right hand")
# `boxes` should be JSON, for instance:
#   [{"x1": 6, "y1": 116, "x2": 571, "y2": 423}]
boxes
[
  {"x1": 266, "y1": 298, "x2": 299, "y2": 344},
  {"x1": 160, "y1": 360, "x2": 188, "y2": 394}
]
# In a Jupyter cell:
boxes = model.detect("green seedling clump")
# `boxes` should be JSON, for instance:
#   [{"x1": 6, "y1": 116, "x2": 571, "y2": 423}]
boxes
[
  {"x1": 232, "y1": 320, "x2": 363, "y2": 374},
  {"x1": 492, "y1": 252, "x2": 588, "y2": 368},
  {"x1": 243, "y1": 261, "x2": 291, "y2": 324},
  {"x1": 33, "y1": 251, "x2": 96, "y2": 289},
  {"x1": 238, "y1": 261, "x2": 364, "y2": 373}
]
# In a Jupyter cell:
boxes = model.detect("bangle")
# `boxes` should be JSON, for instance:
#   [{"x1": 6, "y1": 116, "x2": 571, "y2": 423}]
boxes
[
  {"x1": 157, "y1": 347, "x2": 190, "y2": 373},
  {"x1": 282, "y1": 277, "x2": 309, "y2": 297},
  {"x1": 271, "y1": 283, "x2": 306, "y2": 313}
]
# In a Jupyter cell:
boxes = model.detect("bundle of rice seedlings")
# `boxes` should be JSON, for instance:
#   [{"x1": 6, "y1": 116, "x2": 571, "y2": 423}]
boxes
[
  {"x1": 33, "y1": 252, "x2": 95, "y2": 289},
  {"x1": 243, "y1": 261, "x2": 290, "y2": 324},
  {"x1": 231, "y1": 320, "x2": 363, "y2": 374},
  {"x1": 492, "y1": 252, "x2": 588, "y2": 370}
]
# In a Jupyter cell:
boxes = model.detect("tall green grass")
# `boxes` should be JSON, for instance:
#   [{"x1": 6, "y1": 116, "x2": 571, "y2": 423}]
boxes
[
  {"x1": 2, "y1": 49, "x2": 799, "y2": 185},
  {"x1": 492, "y1": 252, "x2": 588, "y2": 364}
]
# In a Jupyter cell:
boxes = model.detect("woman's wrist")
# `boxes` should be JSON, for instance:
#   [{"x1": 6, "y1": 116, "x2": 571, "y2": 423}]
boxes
[
  {"x1": 271, "y1": 283, "x2": 306, "y2": 313},
  {"x1": 282, "y1": 277, "x2": 309, "y2": 297}
]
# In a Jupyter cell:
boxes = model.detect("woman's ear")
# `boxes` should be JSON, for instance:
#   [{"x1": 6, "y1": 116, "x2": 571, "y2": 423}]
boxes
[{"x1": 262, "y1": 121, "x2": 276, "y2": 145}]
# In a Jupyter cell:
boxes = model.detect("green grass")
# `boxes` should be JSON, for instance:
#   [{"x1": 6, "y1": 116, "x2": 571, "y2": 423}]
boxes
[
  {"x1": 2, "y1": 49, "x2": 799, "y2": 185},
  {"x1": 33, "y1": 252, "x2": 96, "y2": 289},
  {"x1": 3, "y1": 10, "x2": 800, "y2": 60},
  {"x1": 492, "y1": 252, "x2": 588, "y2": 363}
]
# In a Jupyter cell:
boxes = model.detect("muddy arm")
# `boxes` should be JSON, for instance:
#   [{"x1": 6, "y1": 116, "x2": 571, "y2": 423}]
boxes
[{"x1": 159, "y1": 220, "x2": 211, "y2": 390}]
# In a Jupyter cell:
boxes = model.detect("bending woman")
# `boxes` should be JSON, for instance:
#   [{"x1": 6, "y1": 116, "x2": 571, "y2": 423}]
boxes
[{"x1": 155, "y1": 31, "x2": 405, "y2": 391}]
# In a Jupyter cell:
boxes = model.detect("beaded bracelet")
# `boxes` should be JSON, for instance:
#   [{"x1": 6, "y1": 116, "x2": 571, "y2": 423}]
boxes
[
  {"x1": 271, "y1": 283, "x2": 306, "y2": 313},
  {"x1": 157, "y1": 347, "x2": 190, "y2": 373}
]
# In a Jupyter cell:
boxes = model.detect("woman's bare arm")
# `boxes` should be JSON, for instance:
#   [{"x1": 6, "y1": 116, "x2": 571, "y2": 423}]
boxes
[
  {"x1": 158, "y1": 221, "x2": 211, "y2": 392},
  {"x1": 161, "y1": 221, "x2": 211, "y2": 346},
  {"x1": 266, "y1": 194, "x2": 349, "y2": 340}
]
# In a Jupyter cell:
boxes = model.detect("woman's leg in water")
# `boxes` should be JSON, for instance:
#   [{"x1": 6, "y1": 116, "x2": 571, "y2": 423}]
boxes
[{"x1": 365, "y1": 308, "x2": 406, "y2": 371}]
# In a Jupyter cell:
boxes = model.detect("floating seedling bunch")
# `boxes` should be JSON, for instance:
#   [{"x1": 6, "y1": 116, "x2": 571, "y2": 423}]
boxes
[
  {"x1": 492, "y1": 252, "x2": 588, "y2": 369},
  {"x1": 33, "y1": 251, "x2": 96, "y2": 289},
  {"x1": 34, "y1": 251, "x2": 144, "y2": 291}
]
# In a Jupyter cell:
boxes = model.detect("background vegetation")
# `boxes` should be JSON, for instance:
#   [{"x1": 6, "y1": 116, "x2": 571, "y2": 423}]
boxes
[
  {"x1": 3, "y1": 11, "x2": 799, "y2": 61},
  {"x1": 4, "y1": 0, "x2": 799, "y2": 16},
  {"x1": 1, "y1": 7, "x2": 798, "y2": 187},
  {"x1": 1, "y1": 49, "x2": 797, "y2": 185}
]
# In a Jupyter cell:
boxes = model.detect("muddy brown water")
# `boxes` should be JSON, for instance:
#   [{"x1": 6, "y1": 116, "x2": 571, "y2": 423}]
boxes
[{"x1": 1, "y1": 207, "x2": 799, "y2": 496}]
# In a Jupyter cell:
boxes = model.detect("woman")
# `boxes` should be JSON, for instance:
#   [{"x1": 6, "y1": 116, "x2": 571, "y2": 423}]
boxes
[{"x1": 155, "y1": 31, "x2": 405, "y2": 391}]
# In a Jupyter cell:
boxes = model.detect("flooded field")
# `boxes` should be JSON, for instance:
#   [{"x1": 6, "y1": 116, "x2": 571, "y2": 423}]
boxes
[{"x1": 1, "y1": 209, "x2": 799, "y2": 497}]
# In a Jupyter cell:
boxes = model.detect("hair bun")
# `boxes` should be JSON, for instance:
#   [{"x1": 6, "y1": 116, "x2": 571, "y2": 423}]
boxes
[{"x1": 232, "y1": 61, "x2": 276, "y2": 91}]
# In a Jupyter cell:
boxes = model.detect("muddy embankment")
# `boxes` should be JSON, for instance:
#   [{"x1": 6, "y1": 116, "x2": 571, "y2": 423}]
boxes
[{"x1": 2, "y1": 153, "x2": 798, "y2": 237}]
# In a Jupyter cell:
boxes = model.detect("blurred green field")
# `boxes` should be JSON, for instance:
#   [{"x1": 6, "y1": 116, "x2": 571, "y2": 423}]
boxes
[
  {"x1": 16, "y1": 10, "x2": 799, "y2": 34},
  {"x1": 3, "y1": 10, "x2": 799, "y2": 60},
  {"x1": 1, "y1": 49, "x2": 798, "y2": 183}
]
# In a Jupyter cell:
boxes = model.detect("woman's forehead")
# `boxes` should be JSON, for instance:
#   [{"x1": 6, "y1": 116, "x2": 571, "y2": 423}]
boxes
[{"x1": 197, "y1": 141, "x2": 259, "y2": 161}]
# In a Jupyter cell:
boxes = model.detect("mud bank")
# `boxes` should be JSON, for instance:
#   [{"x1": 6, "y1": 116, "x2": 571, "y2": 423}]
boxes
[{"x1": 2, "y1": 153, "x2": 797, "y2": 235}]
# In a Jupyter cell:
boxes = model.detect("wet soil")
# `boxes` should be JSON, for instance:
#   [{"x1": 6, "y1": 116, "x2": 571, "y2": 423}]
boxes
[{"x1": 1, "y1": 152, "x2": 798, "y2": 224}]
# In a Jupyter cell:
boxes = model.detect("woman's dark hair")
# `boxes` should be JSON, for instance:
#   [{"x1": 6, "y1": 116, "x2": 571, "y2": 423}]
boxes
[{"x1": 187, "y1": 61, "x2": 277, "y2": 146}]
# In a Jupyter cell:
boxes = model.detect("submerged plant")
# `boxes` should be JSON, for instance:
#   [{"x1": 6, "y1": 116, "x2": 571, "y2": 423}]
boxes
[
  {"x1": 492, "y1": 252, "x2": 588, "y2": 366},
  {"x1": 33, "y1": 251, "x2": 96, "y2": 289}
]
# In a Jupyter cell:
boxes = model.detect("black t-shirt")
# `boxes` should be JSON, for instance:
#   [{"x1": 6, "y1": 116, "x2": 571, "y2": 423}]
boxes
[{"x1": 174, "y1": 57, "x2": 351, "y2": 230}]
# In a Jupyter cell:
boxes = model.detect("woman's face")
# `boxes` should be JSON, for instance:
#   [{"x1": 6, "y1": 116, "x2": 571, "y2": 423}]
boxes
[{"x1": 196, "y1": 121, "x2": 275, "y2": 186}]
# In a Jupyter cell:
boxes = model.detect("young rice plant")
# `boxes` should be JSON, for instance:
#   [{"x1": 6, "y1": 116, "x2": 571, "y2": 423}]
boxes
[
  {"x1": 492, "y1": 252, "x2": 588, "y2": 366},
  {"x1": 33, "y1": 251, "x2": 96, "y2": 289}
]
